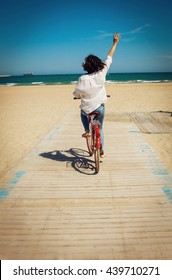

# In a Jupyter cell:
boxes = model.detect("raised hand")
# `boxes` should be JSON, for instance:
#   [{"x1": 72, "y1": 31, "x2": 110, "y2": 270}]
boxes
[{"x1": 113, "y1": 32, "x2": 121, "y2": 44}]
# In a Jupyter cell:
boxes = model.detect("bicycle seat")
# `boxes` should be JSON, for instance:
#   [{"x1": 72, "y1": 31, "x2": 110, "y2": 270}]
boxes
[{"x1": 88, "y1": 112, "x2": 100, "y2": 117}]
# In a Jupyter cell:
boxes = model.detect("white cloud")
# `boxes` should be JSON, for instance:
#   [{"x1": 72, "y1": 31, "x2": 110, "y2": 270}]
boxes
[
  {"x1": 81, "y1": 31, "x2": 113, "y2": 41},
  {"x1": 95, "y1": 31, "x2": 113, "y2": 39},
  {"x1": 119, "y1": 24, "x2": 150, "y2": 43},
  {"x1": 85, "y1": 24, "x2": 150, "y2": 42},
  {"x1": 122, "y1": 24, "x2": 150, "y2": 35}
]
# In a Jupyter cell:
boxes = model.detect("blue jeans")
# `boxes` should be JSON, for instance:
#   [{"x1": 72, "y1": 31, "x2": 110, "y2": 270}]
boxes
[{"x1": 81, "y1": 104, "x2": 105, "y2": 152}]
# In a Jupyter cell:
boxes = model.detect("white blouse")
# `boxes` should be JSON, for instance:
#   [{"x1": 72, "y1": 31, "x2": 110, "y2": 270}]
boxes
[{"x1": 73, "y1": 55, "x2": 112, "y2": 114}]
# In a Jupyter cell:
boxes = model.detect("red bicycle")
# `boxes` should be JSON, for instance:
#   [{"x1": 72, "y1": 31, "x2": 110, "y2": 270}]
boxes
[
  {"x1": 74, "y1": 97, "x2": 103, "y2": 173},
  {"x1": 86, "y1": 112, "x2": 101, "y2": 173}
]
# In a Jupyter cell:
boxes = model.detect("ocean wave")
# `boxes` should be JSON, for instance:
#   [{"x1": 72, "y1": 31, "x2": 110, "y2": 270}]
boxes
[
  {"x1": 106, "y1": 80, "x2": 137, "y2": 84},
  {"x1": 6, "y1": 83, "x2": 18, "y2": 86},
  {"x1": 106, "y1": 79, "x2": 172, "y2": 84},
  {"x1": 31, "y1": 82, "x2": 45, "y2": 85},
  {"x1": 138, "y1": 80, "x2": 172, "y2": 83},
  {"x1": 140, "y1": 80, "x2": 161, "y2": 83}
]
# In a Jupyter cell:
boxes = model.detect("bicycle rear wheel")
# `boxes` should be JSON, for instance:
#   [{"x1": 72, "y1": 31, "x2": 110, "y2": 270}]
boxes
[
  {"x1": 86, "y1": 135, "x2": 93, "y2": 156},
  {"x1": 92, "y1": 130, "x2": 100, "y2": 173},
  {"x1": 94, "y1": 147, "x2": 100, "y2": 173}
]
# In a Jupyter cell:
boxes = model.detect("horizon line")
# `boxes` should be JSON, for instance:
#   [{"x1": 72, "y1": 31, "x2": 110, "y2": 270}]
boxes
[{"x1": 1, "y1": 71, "x2": 172, "y2": 77}]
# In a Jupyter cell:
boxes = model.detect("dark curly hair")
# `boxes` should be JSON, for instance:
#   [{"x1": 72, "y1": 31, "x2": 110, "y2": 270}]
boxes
[{"x1": 82, "y1": 54, "x2": 106, "y2": 74}]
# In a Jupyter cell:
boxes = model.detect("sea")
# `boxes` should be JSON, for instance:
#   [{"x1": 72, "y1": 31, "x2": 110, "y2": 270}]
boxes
[{"x1": 0, "y1": 72, "x2": 172, "y2": 86}]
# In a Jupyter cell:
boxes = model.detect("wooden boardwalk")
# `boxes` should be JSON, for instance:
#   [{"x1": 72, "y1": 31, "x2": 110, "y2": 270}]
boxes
[
  {"x1": 0, "y1": 110, "x2": 172, "y2": 260},
  {"x1": 128, "y1": 111, "x2": 172, "y2": 134}
]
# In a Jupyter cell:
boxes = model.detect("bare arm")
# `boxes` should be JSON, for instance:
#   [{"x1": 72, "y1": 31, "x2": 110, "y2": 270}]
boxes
[{"x1": 108, "y1": 32, "x2": 120, "y2": 57}]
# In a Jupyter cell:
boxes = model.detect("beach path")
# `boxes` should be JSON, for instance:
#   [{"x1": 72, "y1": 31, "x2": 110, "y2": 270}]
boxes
[{"x1": 0, "y1": 109, "x2": 172, "y2": 260}]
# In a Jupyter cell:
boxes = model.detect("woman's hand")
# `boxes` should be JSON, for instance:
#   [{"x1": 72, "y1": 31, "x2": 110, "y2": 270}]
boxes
[
  {"x1": 113, "y1": 32, "x2": 121, "y2": 44},
  {"x1": 108, "y1": 32, "x2": 120, "y2": 57}
]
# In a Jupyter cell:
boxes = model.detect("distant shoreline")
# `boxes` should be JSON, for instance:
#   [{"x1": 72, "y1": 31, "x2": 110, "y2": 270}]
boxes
[
  {"x1": 0, "y1": 74, "x2": 11, "y2": 77},
  {"x1": 0, "y1": 72, "x2": 172, "y2": 86}
]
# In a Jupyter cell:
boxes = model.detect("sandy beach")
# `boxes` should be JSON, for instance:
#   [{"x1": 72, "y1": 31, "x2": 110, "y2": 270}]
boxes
[{"x1": 0, "y1": 83, "x2": 172, "y2": 177}]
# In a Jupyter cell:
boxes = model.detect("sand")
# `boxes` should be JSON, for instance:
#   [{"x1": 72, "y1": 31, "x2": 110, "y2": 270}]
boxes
[{"x1": 0, "y1": 83, "x2": 172, "y2": 176}]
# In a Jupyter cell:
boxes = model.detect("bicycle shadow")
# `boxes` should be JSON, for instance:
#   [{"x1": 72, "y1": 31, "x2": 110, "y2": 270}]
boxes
[{"x1": 39, "y1": 148, "x2": 97, "y2": 175}]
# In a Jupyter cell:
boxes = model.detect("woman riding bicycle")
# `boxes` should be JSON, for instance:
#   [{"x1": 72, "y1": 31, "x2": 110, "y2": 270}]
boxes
[{"x1": 73, "y1": 32, "x2": 120, "y2": 157}]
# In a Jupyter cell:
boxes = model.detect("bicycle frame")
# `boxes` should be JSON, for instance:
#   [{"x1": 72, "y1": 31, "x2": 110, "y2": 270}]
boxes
[{"x1": 73, "y1": 97, "x2": 103, "y2": 173}]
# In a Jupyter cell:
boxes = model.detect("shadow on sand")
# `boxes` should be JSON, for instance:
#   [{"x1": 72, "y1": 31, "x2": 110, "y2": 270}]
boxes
[{"x1": 39, "y1": 148, "x2": 98, "y2": 175}]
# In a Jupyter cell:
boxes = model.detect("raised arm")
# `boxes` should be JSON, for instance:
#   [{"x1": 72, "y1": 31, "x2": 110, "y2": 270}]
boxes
[{"x1": 108, "y1": 32, "x2": 120, "y2": 57}]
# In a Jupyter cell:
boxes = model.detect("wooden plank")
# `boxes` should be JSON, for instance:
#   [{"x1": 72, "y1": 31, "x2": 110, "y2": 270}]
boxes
[{"x1": 128, "y1": 112, "x2": 172, "y2": 133}]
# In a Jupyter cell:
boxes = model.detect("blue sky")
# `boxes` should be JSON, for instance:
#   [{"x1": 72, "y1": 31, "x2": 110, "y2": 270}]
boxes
[{"x1": 0, "y1": 0, "x2": 172, "y2": 75}]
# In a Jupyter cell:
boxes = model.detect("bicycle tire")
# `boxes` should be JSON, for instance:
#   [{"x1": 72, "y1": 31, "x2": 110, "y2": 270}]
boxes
[
  {"x1": 94, "y1": 147, "x2": 100, "y2": 173},
  {"x1": 92, "y1": 130, "x2": 100, "y2": 173},
  {"x1": 86, "y1": 135, "x2": 93, "y2": 156}
]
